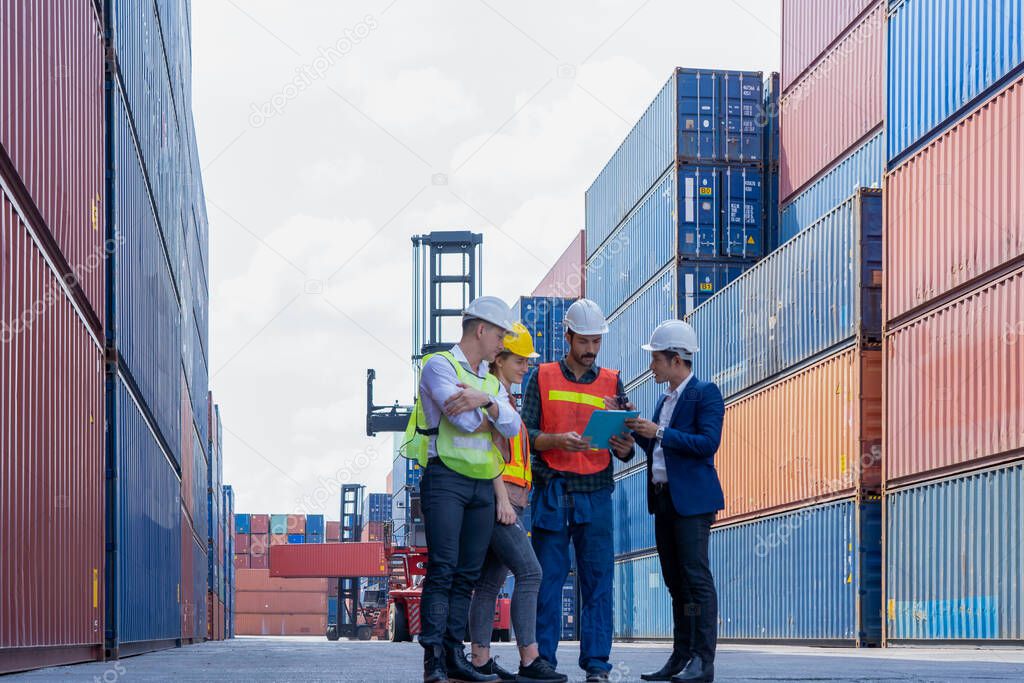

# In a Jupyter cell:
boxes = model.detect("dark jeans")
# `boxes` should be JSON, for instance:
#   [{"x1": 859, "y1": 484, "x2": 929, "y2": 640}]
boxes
[
  {"x1": 532, "y1": 484, "x2": 614, "y2": 673},
  {"x1": 653, "y1": 490, "x2": 717, "y2": 663},
  {"x1": 419, "y1": 459, "x2": 495, "y2": 651},
  {"x1": 468, "y1": 504, "x2": 542, "y2": 648}
]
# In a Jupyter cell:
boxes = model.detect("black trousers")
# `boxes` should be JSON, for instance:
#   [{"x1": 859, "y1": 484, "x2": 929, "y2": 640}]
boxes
[
  {"x1": 419, "y1": 458, "x2": 495, "y2": 651},
  {"x1": 653, "y1": 489, "x2": 717, "y2": 662}
]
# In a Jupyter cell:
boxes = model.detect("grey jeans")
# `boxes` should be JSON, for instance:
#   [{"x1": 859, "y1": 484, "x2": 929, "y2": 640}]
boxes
[{"x1": 468, "y1": 504, "x2": 543, "y2": 648}]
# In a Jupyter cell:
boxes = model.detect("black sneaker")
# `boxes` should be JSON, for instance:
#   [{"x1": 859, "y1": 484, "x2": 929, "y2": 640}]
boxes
[
  {"x1": 585, "y1": 668, "x2": 610, "y2": 682},
  {"x1": 473, "y1": 657, "x2": 516, "y2": 682},
  {"x1": 518, "y1": 657, "x2": 568, "y2": 682}
]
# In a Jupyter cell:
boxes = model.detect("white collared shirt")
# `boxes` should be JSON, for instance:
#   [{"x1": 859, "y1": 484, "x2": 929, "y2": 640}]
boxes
[
  {"x1": 651, "y1": 373, "x2": 694, "y2": 484},
  {"x1": 418, "y1": 345, "x2": 521, "y2": 458}
]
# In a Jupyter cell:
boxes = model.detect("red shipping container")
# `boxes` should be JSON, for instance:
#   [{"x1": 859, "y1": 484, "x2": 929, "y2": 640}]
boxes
[
  {"x1": 249, "y1": 554, "x2": 269, "y2": 570},
  {"x1": 716, "y1": 345, "x2": 882, "y2": 523},
  {"x1": 533, "y1": 231, "x2": 584, "y2": 298},
  {"x1": 286, "y1": 514, "x2": 306, "y2": 534},
  {"x1": 326, "y1": 521, "x2": 341, "y2": 542},
  {"x1": 269, "y1": 543, "x2": 388, "y2": 578},
  {"x1": 235, "y1": 533, "x2": 251, "y2": 553},
  {"x1": 885, "y1": 268, "x2": 1024, "y2": 485},
  {"x1": 235, "y1": 592, "x2": 328, "y2": 614},
  {"x1": 234, "y1": 554, "x2": 251, "y2": 570},
  {"x1": 250, "y1": 514, "x2": 270, "y2": 534},
  {"x1": 885, "y1": 75, "x2": 1024, "y2": 324},
  {"x1": 0, "y1": 191, "x2": 105, "y2": 673},
  {"x1": 181, "y1": 508, "x2": 196, "y2": 639},
  {"x1": 0, "y1": 0, "x2": 106, "y2": 324},
  {"x1": 235, "y1": 613, "x2": 326, "y2": 637},
  {"x1": 328, "y1": 581, "x2": 339, "y2": 597},
  {"x1": 236, "y1": 569, "x2": 328, "y2": 593},
  {"x1": 270, "y1": 534, "x2": 288, "y2": 546},
  {"x1": 780, "y1": 0, "x2": 877, "y2": 93},
  {"x1": 250, "y1": 533, "x2": 269, "y2": 556},
  {"x1": 779, "y1": 2, "x2": 885, "y2": 202},
  {"x1": 385, "y1": 472, "x2": 393, "y2": 496}
]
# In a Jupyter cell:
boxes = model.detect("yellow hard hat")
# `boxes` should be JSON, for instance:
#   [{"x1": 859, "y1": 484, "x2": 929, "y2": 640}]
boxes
[{"x1": 504, "y1": 322, "x2": 540, "y2": 358}]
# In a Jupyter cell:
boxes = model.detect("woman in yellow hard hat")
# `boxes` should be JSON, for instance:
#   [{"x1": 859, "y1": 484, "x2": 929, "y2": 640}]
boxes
[{"x1": 468, "y1": 323, "x2": 565, "y2": 682}]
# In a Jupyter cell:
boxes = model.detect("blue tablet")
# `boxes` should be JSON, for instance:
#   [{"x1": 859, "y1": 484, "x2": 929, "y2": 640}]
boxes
[{"x1": 581, "y1": 410, "x2": 640, "y2": 449}]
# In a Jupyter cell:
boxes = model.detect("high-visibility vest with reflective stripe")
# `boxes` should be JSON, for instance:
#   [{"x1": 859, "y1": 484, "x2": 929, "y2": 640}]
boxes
[
  {"x1": 502, "y1": 420, "x2": 532, "y2": 488},
  {"x1": 401, "y1": 351, "x2": 505, "y2": 480},
  {"x1": 537, "y1": 361, "x2": 619, "y2": 475}
]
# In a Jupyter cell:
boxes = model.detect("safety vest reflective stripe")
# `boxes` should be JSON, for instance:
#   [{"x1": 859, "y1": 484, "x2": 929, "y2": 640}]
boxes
[
  {"x1": 451, "y1": 435, "x2": 492, "y2": 451},
  {"x1": 547, "y1": 389, "x2": 606, "y2": 409}
]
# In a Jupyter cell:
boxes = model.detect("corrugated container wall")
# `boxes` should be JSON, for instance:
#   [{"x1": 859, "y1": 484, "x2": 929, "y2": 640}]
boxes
[
  {"x1": 601, "y1": 267, "x2": 675, "y2": 388},
  {"x1": 268, "y1": 544, "x2": 388, "y2": 578},
  {"x1": 887, "y1": 0, "x2": 1024, "y2": 164},
  {"x1": 885, "y1": 463, "x2": 1023, "y2": 641},
  {"x1": 0, "y1": 0, "x2": 106, "y2": 324},
  {"x1": 0, "y1": 192, "x2": 105, "y2": 671},
  {"x1": 110, "y1": 376, "x2": 181, "y2": 649},
  {"x1": 884, "y1": 268, "x2": 1024, "y2": 485},
  {"x1": 780, "y1": 0, "x2": 877, "y2": 92},
  {"x1": 779, "y1": 130, "x2": 884, "y2": 245},
  {"x1": 533, "y1": 231, "x2": 584, "y2": 299},
  {"x1": 884, "y1": 75, "x2": 1024, "y2": 323},
  {"x1": 779, "y1": 3, "x2": 885, "y2": 202},
  {"x1": 615, "y1": 498, "x2": 881, "y2": 644},
  {"x1": 586, "y1": 69, "x2": 763, "y2": 256},
  {"x1": 686, "y1": 189, "x2": 882, "y2": 400},
  {"x1": 110, "y1": 92, "x2": 181, "y2": 460}
]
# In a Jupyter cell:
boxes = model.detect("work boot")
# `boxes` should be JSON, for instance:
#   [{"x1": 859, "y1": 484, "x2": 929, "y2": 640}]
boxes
[
  {"x1": 517, "y1": 657, "x2": 567, "y2": 682},
  {"x1": 424, "y1": 645, "x2": 449, "y2": 683},
  {"x1": 445, "y1": 646, "x2": 499, "y2": 682},
  {"x1": 640, "y1": 650, "x2": 690, "y2": 680},
  {"x1": 472, "y1": 657, "x2": 516, "y2": 682},
  {"x1": 671, "y1": 655, "x2": 714, "y2": 682}
]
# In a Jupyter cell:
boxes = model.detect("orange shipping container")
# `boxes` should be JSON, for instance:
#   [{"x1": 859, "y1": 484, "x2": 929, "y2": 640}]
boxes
[
  {"x1": 250, "y1": 533, "x2": 269, "y2": 556},
  {"x1": 385, "y1": 471, "x2": 393, "y2": 495},
  {"x1": 885, "y1": 74, "x2": 1024, "y2": 324},
  {"x1": 236, "y1": 569, "x2": 328, "y2": 593},
  {"x1": 286, "y1": 514, "x2": 305, "y2": 534},
  {"x1": 235, "y1": 591, "x2": 328, "y2": 614},
  {"x1": 884, "y1": 268, "x2": 1024, "y2": 485},
  {"x1": 326, "y1": 521, "x2": 341, "y2": 542},
  {"x1": 270, "y1": 534, "x2": 288, "y2": 546},
  {"x1": 716, "y1": 345, "x2": 882, "y2": 523},
  {"x1": 235, "y1": 613, "x2": 326, "y2": 637}
]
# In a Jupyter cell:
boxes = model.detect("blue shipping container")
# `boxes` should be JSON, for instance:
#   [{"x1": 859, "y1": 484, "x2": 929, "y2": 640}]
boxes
[
  {"x1": 305, "y1": 533, "x2": 324, "y2": 544},
  {"x1": 287, "y1": 534, "x2": 306, "y2": 544},
  {"x1": 677, "y1": 259, "x2": 755, "y2": 317},
  {"x1": 270, "y1": 514, "x2": 288, "y2": 535},
  {"x1": 110, "y1": 374, "x2": 182, "y2": 646},
  {"x1": 306, "y1": 514, "x2": 326, "y2": 536},
  {"x1": 614, "y1": 374, "x2": 664, "y2": 474},
  {"x1": 885, "y1": 462, "x2": 1023, "y2": 641},
  {"x1": 393, "y1": 455, "x2": 423, "y2": 492},
  {"x1": 686, "y1": 189, "x2": 882, "y2": 400},
  {"x1": 328, "y1": 596, "x2": 339, "y2": 624},
  {"x1": 614, "y1": 497, "x2": 882, "y2": 643},
  {"x1": 234, "y1": 514, "x2": 250, "y2": 534},
  {"x1": 586, "y1": 68, "x2": 764, "y2": 257},
  {"x1": 779, "y1": 130, "x2": 884, "y2": 245},
  {"x1": 110, "y1": 90, "x2": 181, "y2": 461},
  {"x1": 887, "y1": 0, "x2": 1024, "y2": 164},
  {"x1": 602, "y1": 267, "x2": 675, "y2": 388},
  {"x1": 612, "y1": 467, "x2": 652, "y2": 556}
]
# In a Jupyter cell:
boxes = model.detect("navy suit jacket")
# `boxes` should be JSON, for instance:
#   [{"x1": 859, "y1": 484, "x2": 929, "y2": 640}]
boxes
[{"x1": 635, "y1": 376, "x2": 725, "y2": 517}]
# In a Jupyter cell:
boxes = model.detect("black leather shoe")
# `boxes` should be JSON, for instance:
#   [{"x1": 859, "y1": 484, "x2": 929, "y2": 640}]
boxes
[
  {"x1": 671, "y1": 655, "x2": 714, "y2": 682},
  {"x1": 641, "y1": 651, "x2": 690, "y2": 680},
  {"x1": 424, "y1": 645, "x2": 449, "y2": 683},
  {"x1": 473, "y1": 657, "x2": 516, "y2": 682},
  {"x1": 445, "y1": 647, "x2": 499, "y2": 682}
]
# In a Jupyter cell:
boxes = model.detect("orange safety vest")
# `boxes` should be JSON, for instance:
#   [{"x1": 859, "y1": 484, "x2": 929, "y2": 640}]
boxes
[
  {"x1": 502, "y1": 421, "x2": 532, "y2": 489},
  {"x1": 537, "y1": 362, "x2": 619, "y2": 475}
]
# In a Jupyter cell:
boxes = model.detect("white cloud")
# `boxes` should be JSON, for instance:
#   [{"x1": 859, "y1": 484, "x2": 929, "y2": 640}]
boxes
[{"x1": 362, "y1": 67, "x2": 482, "y2": 132}]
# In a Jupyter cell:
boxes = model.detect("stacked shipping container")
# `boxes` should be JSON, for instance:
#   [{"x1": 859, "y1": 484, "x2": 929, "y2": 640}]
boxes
[
  {"x1": 0, "y1": 2, "x2": 107, "y2": 671},
  {"x1": 234, "y1": 513, "x2": 326, "y2": 570},
  {"x1": 881, "y1": 0, "x2": 1024, "y2": 643},
  {"x1": 234, "y1": 570, "x2": 329, "y2": 636}
]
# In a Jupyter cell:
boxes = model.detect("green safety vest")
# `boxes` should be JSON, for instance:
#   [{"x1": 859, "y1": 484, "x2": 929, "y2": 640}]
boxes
[{"x1": 401, "y1": 351, "x2": 505, "y2": 480}]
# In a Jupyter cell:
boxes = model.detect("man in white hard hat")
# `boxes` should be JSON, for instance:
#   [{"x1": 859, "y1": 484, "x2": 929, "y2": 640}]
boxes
[
  {"x1": 625, "y1": 320, "x2": 724, "y2": 683},
  {"x1": 520, "y1": 298, "x2": 635, "y2": 682},
  {"x1": 403, "y1": 295, "x2": 522, "y2": 683}
]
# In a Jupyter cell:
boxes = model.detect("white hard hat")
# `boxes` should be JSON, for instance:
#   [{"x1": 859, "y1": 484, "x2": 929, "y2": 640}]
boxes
[
  {"x1": 641, "y1": 320, "x2": 699, "y2": 359},
  {"x1": 564, "y1": 298, "x2": 609, "y2": 335},
  {"x1": 463, "y1": 296, "x2": 516, "y2": 332}
]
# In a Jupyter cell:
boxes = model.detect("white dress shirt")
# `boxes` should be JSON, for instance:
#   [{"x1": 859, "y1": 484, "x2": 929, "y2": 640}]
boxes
[
  {"x1": 418, "y1": 344, "x2": 522, "y2": 459},
  {"x1": 651, "y1": 373, "x2": 694, "y2": 484}
]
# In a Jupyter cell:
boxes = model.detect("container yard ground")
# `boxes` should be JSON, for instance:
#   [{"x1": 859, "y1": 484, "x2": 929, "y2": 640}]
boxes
[{"x1": 8, "y1": 638, "x2": 1024, "y2": 682}]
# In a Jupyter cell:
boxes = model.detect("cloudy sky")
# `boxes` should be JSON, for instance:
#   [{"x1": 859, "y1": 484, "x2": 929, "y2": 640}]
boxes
[{"x1": 191, "y1": 0, "x2": 780, "y2": 519}]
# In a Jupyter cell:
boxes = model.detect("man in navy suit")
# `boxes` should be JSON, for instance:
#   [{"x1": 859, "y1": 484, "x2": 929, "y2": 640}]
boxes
[{"x1": 625, "y1": 320, "x2": 724, "y2": 683}]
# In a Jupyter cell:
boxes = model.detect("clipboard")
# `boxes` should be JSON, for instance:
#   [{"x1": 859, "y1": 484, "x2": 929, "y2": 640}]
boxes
[{"x1": 581, "y1": 410, "x2": 639, "y2": 449}]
